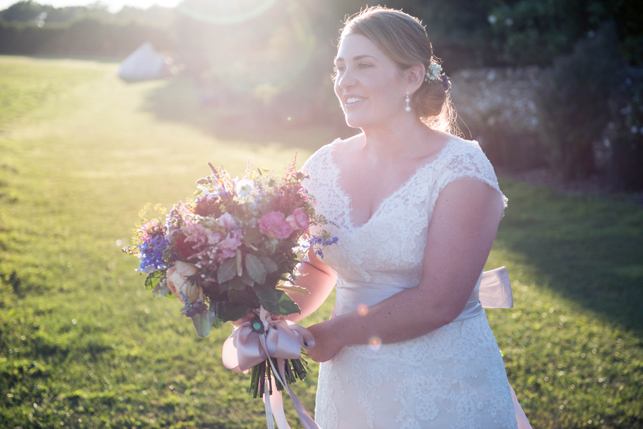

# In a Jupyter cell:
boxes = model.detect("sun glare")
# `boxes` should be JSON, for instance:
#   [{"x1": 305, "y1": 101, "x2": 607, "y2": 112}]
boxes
[{"x1": 177, "y1": 0, "x2": 317, "y2": 100}]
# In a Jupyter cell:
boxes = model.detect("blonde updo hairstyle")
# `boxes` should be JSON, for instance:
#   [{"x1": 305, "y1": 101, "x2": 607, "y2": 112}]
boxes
[{"x1": 339, "y1": 6, "x2": 457, "y2": 134}]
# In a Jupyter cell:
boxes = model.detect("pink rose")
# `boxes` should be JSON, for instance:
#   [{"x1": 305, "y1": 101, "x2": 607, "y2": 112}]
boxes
[
  {"x1": 285, "y1": 208, "x2": 309, "y2": 231},
  {"x1": 166, "y1": 261, "x2": 202, "y2": 304},
  {"x1": 258, "y1": 211, "x2": 293, "y2": 240}
]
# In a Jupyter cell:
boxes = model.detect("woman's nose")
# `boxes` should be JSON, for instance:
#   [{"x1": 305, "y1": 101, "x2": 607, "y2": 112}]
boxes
[{"x1": 337, "y1": 68, "x2": 356, "y2": 89}]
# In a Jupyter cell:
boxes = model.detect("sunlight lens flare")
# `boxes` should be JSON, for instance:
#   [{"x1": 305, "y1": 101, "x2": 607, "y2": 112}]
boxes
[
  {"x1": 178, "y1": 0, "x2": 316, "y2": 96},
  {"x1": 177, "y1": 0, "x2": 279, "y2": 25},
  {"x1": 357, "y1": 303, "x2": 368, "y2": 316},
  {"x1": 368, "y1": 335, "x2": 381, "y2": 351}
]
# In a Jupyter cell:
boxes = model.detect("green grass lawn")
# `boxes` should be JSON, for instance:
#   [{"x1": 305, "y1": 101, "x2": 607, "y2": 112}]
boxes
[{"x1": 0, "y1": 56, "x2": 642, "y2": 428}]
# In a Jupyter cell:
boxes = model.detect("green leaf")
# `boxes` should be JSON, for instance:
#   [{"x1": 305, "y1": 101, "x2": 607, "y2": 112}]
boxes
[
  {"x1": 152, "y1": 283, "x2": 171, "y2": 297},
  {"x1": 192, "y1": 311, "x2": 213, "y2": 338},
  {"x1": 245, "y1": 254, "x2": 267, "y2": 284},
  {"x1": 217, "y1": 258, "x2": 237, "y2": 284},
  {"x1": 259, "y1": 256, "x2": 278, "y2": 273},
  {"x1": 276, "y1": 293, "x2": 301, "y2": 315},
  {"x1": 220, "y1": 304, "x2": 252, "y2": 323},
  {"x1": 225, "y1": 276, "x2": 247, "y2": 291},
  {"x1": 210, "y1": 305, "x2": 222, "y2": 329},
  {"x1": 227, "y1": 289, "x2": 251, "y2": 305},
  {"x1": 144, "y1": 270, "x2": 165, "y2": 291},
  {"x1": 240, "y1": 269, "x2": 255, "y2": 286},
  {"x1": 255, "y1": 286, "x2": 301, "y2": 316}
]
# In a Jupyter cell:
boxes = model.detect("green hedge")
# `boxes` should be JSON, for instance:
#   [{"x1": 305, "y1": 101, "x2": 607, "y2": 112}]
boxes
[{"x1": 0, "y1": 19, "x2": 173, "y2": 57}]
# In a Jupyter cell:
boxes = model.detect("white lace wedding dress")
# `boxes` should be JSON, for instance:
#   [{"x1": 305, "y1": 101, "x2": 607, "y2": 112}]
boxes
[{"x1": 302, "y1": 136, "x2": 519, "y2": 429}]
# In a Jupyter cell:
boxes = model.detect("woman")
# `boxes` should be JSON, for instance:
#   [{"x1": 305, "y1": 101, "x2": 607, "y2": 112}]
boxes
[{"x1": 287, "y1": 7, "x2": 529, "y2": 428}]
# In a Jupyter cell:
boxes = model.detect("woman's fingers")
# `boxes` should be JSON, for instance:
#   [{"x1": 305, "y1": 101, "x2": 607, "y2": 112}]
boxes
[{"x1": 306, "y1": 320, "x2": 342, "y2": 362}]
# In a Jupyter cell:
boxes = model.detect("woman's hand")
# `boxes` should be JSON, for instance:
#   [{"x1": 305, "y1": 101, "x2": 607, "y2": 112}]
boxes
[{"x1": 305, "y1": 318, "x2": 344, "y2": 362}]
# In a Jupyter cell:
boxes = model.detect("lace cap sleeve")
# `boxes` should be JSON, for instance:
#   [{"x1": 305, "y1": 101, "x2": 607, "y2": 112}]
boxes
[
  {"x1": 436, "y1": 140, "x2": 508, "y2": 209},
  {"x1": 301, "y1": 140, "x2": 338, "y2": 191}
]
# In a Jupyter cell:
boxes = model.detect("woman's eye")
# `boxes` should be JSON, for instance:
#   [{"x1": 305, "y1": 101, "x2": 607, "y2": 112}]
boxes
[{"x1": 358, "y1": 63, "x2": 372, "y2": 69}]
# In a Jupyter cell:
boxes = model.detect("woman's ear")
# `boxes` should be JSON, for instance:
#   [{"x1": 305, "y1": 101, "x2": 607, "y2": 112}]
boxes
[{"x1": 405, "y1": 64, "x2": 425, "y2": 91}]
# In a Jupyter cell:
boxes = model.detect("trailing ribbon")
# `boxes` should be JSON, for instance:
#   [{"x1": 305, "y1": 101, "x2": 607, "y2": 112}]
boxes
[
  {"x1": 482, "y1": 267, "x2": 532, "y2": 428},
  {"x1": 222, "y1": 308, "x2": 320, "y2": 429}
]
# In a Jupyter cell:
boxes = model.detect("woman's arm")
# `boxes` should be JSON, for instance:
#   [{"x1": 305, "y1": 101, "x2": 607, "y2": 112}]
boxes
[
  {"x1": 284, "y1": 250, "x2": 338, "y2": 323},
  {"x1": 306, "y1": 178, "x2": 505, "y2": 362},
  {"x1": 231, "y1": 250, "x2": 336, "y2": 326}
]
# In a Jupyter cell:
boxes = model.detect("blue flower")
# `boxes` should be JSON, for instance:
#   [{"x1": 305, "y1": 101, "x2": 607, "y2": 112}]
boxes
[
  {"x1": 299, "y1": 235, "x2": 338, "y2": 260},
  {"x1": 181, "y1": 297, "x2": 208, "y2": 318},
  {"x1": 136, "y1": 234, "x2": 169, "y2": 273}
]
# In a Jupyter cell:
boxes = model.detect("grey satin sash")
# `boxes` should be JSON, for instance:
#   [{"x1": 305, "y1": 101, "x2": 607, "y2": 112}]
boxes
[{"x1": 334, "y1": 266, "x2": 514, "y2": 321}]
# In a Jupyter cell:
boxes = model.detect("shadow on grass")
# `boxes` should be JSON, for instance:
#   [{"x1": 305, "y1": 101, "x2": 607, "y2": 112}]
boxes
[
  {"x1": 496, "y1": 179, "x2": 643, "y2": 334},
  {"x1": 140, "y1": 76, "x2": 357, "y2": 153}
]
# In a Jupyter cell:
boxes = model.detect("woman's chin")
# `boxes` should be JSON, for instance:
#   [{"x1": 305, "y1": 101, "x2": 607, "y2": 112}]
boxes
[{"x1": 343, "y1": 113, "x2": 372, "y2": 129}]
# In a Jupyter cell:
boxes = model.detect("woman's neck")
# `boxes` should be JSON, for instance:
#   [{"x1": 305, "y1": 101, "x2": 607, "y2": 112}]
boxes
[{"x1": 359, "y1": 116, "x2": 443, "y2": 162}]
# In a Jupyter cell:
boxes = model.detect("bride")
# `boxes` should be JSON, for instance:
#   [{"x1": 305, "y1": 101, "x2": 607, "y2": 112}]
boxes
[{"x1": 286, "y1": 6, "x2": 531, "y2": 428}]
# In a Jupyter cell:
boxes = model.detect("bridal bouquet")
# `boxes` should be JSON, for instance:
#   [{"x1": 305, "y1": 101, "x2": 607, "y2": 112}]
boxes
[{"x1": 123, "y1": 157, "x2": 336, "y2": 405}]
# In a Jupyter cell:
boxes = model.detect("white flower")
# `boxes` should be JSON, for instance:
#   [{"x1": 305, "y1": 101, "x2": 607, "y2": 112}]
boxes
[
  {"x1": 235, "y1": 179, "x2": 254, "y2": 198},
  {"x1": 166, "y1": 261, "x2": 202, "y2": 304},
  {"x1": 426, "y1": 63, "x2": 442, "y2": 81}
]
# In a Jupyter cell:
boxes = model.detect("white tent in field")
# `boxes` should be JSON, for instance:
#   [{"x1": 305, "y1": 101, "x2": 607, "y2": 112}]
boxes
[{"x1": 118, "y1": 42, "x2": 172, "y2": 81}]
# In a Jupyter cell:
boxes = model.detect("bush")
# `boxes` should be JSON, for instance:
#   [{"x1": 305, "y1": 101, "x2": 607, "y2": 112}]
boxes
[
  {"x1": 487, "y1": 0, "x2": 643, "y2": 67},
  {"x1": 536, "y1": 24, "x2": 623, "y2": 180},
  {"x1": 606, "y1": 68, "x2": 643, "y2": 190}
]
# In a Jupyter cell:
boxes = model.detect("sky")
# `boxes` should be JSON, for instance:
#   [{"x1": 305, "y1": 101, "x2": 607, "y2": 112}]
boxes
[{"x1": 0, "y1": 0, "x2": 182, "y2": 13}]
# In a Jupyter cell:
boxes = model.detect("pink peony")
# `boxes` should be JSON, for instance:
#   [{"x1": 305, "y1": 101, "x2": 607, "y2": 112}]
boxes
[
  {"x1": 218, "y1": 230, "x2": 243, "y2": 259},
  {"x1": 259, "y1": 211, "x2": 293, "y2": 240},
  {"x1": 285, "y1": 208, "x2": 309, "y2": 231},
  {"x1": 217, "y1": 212, "x2": 237, "y2": 230},
  {"x1": 207, "y1": 231, "x2": 223, "y2": 245}
]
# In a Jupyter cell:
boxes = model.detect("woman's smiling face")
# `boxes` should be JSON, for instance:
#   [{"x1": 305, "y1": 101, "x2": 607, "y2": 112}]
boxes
[{"x1": 334, "y1": 33, "x2": 408, "y2": 129}]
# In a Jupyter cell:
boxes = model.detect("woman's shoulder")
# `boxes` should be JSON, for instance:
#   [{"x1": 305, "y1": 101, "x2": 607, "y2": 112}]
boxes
[
  {"x1": 301, "y1": 137, "x2": 345, "y2": 175},
  {"x1": 443, "y1": 133, "x2": 486, "y2": 157},
  {"x1": 436, "y1": 133, "x2": 502, "y2": 194},
  {"x1": 302, "y1": 134, "x2": 363, "y2": 172},
  {"x1": 440, "y1": 134, "x2": 493, "y2": 170}
]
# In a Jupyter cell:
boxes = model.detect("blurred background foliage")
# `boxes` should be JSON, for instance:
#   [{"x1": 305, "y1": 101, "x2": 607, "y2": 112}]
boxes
[{"x1": 0, "y1": 0, "x2": 641, "y2": 188}]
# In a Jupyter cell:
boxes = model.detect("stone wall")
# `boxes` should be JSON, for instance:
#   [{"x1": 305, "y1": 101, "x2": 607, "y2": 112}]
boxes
[{"x1": 450, "y1": 67, "x2": 548, "y2": 172}]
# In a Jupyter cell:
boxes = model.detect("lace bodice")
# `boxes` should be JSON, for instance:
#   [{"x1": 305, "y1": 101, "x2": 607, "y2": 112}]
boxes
[
  {"x1": 302, "y1": 136, "x2": 506, "y2": 287},
  {"x1": 303, "y1": 136, "x2": 518, "y2": 429}
]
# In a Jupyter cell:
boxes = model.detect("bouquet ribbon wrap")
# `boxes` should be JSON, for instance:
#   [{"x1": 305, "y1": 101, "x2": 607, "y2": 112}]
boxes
[{"x1": 222, "y1": 308, "x2": 319, "y2": 429}]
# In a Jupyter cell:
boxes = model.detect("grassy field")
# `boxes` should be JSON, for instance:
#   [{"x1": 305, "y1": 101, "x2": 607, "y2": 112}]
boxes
[{"x1": 0, "y1": 56, "x2": 642, "y2": 428}]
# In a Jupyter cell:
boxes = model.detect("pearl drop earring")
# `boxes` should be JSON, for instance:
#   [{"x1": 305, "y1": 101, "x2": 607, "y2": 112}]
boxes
[{"x1": 405, "y1": 91, "x2": 411, "y2": 112}]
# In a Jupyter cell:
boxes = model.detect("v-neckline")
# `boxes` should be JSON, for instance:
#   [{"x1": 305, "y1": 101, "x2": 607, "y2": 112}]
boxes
[{"x1": 328, "y1": 137, "x2": 453, "y2": 230}]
